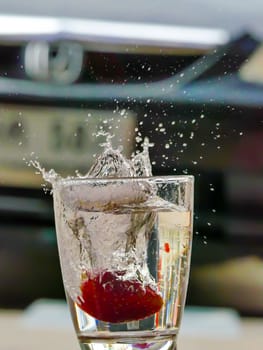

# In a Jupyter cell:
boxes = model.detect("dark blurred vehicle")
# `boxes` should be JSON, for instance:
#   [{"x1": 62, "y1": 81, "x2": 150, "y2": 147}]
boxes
[{"x1": 0, "y1": 15, "x2": 262, "y2": 315}]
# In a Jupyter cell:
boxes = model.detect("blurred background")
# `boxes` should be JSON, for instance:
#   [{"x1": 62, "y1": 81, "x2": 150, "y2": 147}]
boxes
[
  {"x1": 1, "y1": 0, "x2": 263, "y2": 38},
  {"x1": 0, "y1": 0, "x2": 262, "y2": 333}
]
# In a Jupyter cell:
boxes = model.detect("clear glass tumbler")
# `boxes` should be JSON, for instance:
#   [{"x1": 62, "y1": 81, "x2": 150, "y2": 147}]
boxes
[{"x1": 52, "y1": 175, "x2": 194, "y2": 350}]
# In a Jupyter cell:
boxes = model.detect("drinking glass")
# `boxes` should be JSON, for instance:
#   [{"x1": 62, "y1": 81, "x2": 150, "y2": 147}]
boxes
[{"x1": 52, "y1": 175, "x2": 194, "y2": 350}]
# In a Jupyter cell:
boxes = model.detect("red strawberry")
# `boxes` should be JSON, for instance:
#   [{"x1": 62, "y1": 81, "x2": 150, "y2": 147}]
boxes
[{"x1": 77, "y1": 270, "x2": 163, "y2": 323}]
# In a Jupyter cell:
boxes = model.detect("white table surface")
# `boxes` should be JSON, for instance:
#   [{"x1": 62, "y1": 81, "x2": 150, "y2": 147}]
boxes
[{"x1": 0, "y1": 305, "x2": 262, "y2": 350}]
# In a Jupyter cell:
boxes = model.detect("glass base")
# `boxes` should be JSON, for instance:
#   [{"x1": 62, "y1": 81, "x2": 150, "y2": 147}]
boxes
[{"x1": 79, "y1": 337, "x2": 177, "y2": 350}]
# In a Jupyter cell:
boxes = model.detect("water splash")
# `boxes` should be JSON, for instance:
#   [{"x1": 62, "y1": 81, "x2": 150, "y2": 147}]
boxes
[
  {"x1": 30, "y1": 159, "x2": 61, "y2": 185},
  {"x1": 31, "y1": 134, "x2": 154, "y2": 187}
]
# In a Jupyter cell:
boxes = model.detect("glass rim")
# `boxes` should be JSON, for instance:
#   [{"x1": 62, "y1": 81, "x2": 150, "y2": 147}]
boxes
[{"x1": 53, "y1": 174, "x2": 194, "y2": 188}]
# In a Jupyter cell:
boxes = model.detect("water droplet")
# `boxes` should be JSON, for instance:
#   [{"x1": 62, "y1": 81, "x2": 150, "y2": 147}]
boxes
[
  {"x1": 200, "y1": 114, "x2": 205, "y2": 119},
  {"x1": 239, "y1": 132, "x2": 243, "y2": 136},
  {"x1": 191, "y1": 119, "x2": 196, "y2": 124},
  {"x1": 165, "y1": 143, "x2": 170, "y2": 149},
  {"x1": 180, "y1": 73, "x2": 184, "y2": 77}
]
